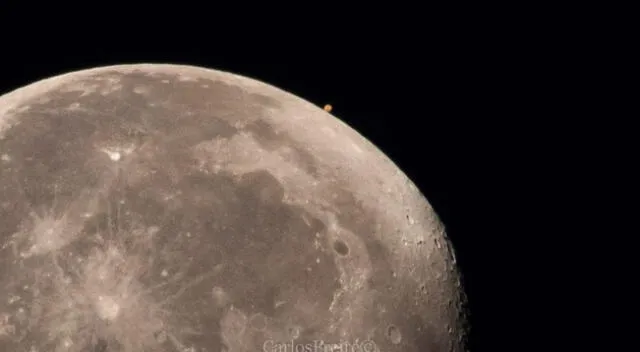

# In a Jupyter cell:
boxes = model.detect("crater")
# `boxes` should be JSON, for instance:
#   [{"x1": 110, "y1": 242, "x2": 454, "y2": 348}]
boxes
[
  {"x1": 387, "y1": 324, "x2": 402, "y2": 344},
  {"x1": 286, "y1": 324, "x2": 301, "y2": 339},
  {"x1": 333, "y1": 239, "x2": 350, "y2": 256}
]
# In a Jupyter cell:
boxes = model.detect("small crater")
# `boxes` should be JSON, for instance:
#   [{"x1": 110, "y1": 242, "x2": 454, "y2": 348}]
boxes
[
  {"x1": 420, "y1": 284, "x2": 427, "y2": 294},
  {"x1": 154, "y1": 329, "x2": 168, "y2": 343},
  {"x1": 287, "y1": 325, "x2": 301, "y2": 339},
  {"x1": 15, "y1": 307, "x2": 27, "y2": 322},
  {"x1": 96, "y1": 295, "x2": 121, "y2": 321},
  {"x1": 387, "y1": 325, "x2": 402, "y2": 344},
  {"x1": 333, "y1": 240, "x2": 349, "y2": 256},
  {"x1": 406, "y1": 214, "x2": 415, "y2": 225}
]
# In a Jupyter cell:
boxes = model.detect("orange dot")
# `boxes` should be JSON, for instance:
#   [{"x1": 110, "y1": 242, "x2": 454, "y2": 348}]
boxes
[{"x1": 323, "y1": 104, "x2": 333, "y2": 112}]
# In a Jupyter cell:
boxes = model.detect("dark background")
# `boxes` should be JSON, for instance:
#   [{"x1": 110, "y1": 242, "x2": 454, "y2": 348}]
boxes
[{"x1": 0, "y1": 38, "x2": 520, "y2": 351}]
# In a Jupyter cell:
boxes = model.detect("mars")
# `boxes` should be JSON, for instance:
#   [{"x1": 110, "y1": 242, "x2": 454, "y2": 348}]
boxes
[{"x1": 0, "y1": 64, "x2": 466, "y2": 351}]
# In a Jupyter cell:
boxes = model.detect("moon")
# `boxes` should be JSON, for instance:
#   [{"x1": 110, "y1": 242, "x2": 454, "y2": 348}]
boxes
[{"x1": 0, "y1": 64, "x2": 467, "y2": 351}]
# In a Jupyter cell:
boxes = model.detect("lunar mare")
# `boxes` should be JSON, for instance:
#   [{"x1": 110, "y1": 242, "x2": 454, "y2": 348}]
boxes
[{"x1": 0, "y1": 64, "x2": 467, "y2": 351}]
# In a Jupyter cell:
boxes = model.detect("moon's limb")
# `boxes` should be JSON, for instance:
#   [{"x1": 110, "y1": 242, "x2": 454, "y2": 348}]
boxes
[{"x1": 0, "y1": 64, "x2": 467, "y2": 351}]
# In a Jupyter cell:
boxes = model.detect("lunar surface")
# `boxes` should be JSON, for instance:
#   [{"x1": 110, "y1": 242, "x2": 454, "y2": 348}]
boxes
[{"x1": 0, "y1": 64, "x2": 467, "y2": 351}]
